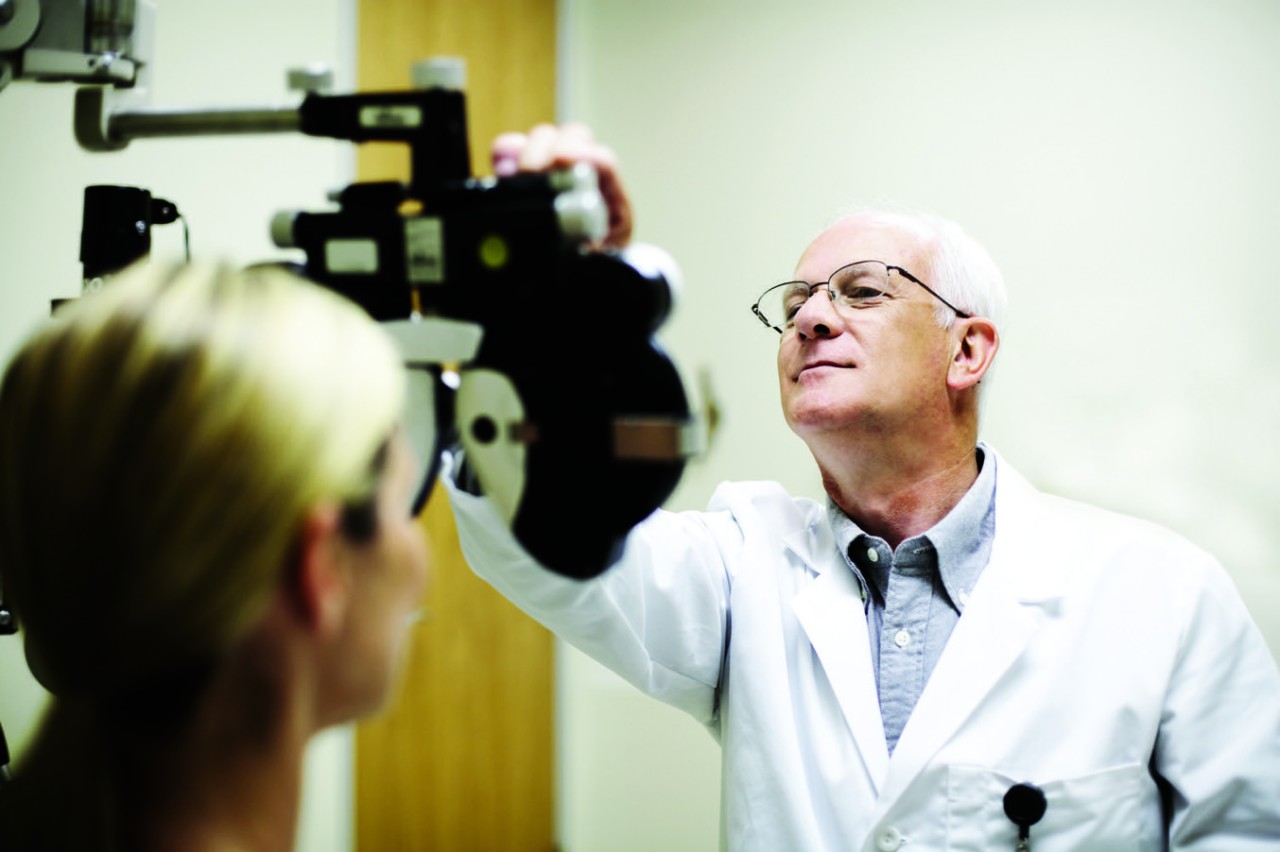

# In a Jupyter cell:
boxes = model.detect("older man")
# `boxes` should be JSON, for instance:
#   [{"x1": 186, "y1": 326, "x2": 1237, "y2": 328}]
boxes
[{"x1": 446, "y1": 125, "x2": 1280, "y2": 850}]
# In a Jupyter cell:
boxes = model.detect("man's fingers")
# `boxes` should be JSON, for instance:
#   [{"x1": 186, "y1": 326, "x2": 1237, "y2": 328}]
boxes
[
  {"x1": 491, "y1": 123, "x2": 634, "y2": 248},
  {"x1": 491, "y1": 131, "x2": 529, "y2": 176},
  {"x1": 519, "y1": 123, "x2": 562, "y2": 171}
]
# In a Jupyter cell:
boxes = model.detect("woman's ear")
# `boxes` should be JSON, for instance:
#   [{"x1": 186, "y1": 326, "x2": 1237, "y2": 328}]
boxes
[
  {"x1": 947, "y1": 317, "x2": 999, "y2": 392},
  {"x1": 288, "y1": 504, "x2": 351, "y2": 641}
]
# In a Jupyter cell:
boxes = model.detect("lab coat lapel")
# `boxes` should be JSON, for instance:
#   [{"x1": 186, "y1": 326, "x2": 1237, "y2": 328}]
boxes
[
  {"x1": 875, "y1": 459, "x2": 1067, "y2": 809},
  {"x1": 788, "y1": 525, "x2": 891, "y2": 790}
]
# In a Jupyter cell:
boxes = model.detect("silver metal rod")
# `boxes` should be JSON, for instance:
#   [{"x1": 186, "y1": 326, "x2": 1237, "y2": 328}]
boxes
[{"x1": 109, "y1": 105, "x2": 301, "y2": 139}]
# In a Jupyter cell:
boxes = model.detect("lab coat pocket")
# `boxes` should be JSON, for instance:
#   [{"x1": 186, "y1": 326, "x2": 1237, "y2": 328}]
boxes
[{"x1": 944, "y1": 762, "x2": 1157, "y2": 851}]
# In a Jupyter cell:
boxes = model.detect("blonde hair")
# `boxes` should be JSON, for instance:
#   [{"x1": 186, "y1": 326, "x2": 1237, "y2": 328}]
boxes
[{"x1": 0, "y1": 262, "x2": 405, "y2": 702}]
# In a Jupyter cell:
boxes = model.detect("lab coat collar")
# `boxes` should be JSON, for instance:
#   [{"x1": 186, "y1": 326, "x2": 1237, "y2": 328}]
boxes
[
  {"x1": 785, "y1": 501, "x2": 893, "y2": 787},
  {"x1": 791, "y1": 542, "x2": 892, "y2": 789},
  {"x1": 786, "y1": 450, "x2": 1069, "y2": 803}
]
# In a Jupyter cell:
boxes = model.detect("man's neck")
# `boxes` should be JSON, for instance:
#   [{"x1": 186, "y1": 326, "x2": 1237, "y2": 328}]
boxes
[{"x1": 813, "y1": 432, "x2": 980, "y2": 550}]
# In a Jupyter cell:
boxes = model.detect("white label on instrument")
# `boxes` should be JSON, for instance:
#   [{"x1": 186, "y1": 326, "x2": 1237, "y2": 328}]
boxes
[
  {"x1": 359, "y1": 105, "x2": 423, "y2": 129},
  {"x1": 325, "y1": 239, "x2": 379, "y2": 274},
  {"x1": 405, "y1": 217, "x2": 445, "y2": 284}
]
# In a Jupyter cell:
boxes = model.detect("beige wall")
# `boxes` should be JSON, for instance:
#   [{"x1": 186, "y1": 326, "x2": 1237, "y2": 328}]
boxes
[
  {"x1": 556, "y1": 0, "x2": 1280, "y2": 848},
  {"x1": 0, "y1": 2, "x2": 355, "y2": 849}
]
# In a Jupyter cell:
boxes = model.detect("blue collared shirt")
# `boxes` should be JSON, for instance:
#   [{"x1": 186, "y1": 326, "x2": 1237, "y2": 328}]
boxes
[{"x1": 826, "y1": 445, "x2": 998, "y2": 754}]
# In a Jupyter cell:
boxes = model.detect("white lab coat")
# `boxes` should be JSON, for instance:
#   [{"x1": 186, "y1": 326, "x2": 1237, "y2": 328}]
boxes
[{"x1": 445, "y1": 450, "x2": 1280, "y2": 851}]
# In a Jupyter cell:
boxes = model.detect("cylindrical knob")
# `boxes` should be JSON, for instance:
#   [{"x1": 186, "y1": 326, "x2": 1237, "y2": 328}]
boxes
[
  {"x1": 553, "y1": 163, "x2": 607, "y2": 246},
  {"x1": 270, "y1": 211, "x2": 297, "y2": 248},
  {"x1": 412, "y1": 57, "x2": 466, "y2": 91},
  {"x1": 288, "y1": 64, "x2": 334, "y2": 94}
]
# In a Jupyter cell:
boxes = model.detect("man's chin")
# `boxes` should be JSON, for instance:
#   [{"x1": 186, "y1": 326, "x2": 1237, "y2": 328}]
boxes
[{"x1": 783, "y1": 401, "x2": 865, "y2": 435}]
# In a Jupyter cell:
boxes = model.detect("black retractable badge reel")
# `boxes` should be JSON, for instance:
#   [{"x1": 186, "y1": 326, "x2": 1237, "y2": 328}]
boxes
[{"x1": 1003, "y1": 782, "x2": 1047, "y2": 851}]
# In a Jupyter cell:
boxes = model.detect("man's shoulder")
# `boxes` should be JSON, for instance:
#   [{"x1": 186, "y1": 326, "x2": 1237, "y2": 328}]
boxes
[{"x1": 995, "y1": 452, "x2": 1219, "y2": 572}]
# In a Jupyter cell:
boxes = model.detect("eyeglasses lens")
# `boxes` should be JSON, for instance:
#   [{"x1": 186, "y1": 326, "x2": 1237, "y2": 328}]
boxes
[
  {"x1": 760, "y1": 262, "x2": 890, "y2": 330},
  {"x1": 830, "y1": 262, "x2": 890, "y2": 302}
]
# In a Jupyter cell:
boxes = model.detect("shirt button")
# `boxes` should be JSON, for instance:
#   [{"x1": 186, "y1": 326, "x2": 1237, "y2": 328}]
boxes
[
  {"x1": 876, "y1": 826, "x2": 903, "y2": 851},
  {"x1": 866, "y1": 547, "x2": 879, "y2": 563},
  {"x1": 894, "y1": 629, "x2": 911, "y2": 648}
]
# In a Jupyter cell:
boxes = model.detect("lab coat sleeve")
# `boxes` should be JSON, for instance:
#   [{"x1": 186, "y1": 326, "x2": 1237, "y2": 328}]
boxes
[
  {"x1": 1157, "y1": 552, "x2": 1280, "y2": 848},
  {"x1": 443, "y1": 461, "x2": 740, "y2": 727}
]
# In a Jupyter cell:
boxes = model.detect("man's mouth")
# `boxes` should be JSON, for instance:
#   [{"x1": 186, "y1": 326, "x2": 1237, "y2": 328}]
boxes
[
  {"x1": 801, "y1": 360, "x2": 851, "y2": 372},
  {"x1": 795, "y1": 360, "x2": 853, "y2": 380}
]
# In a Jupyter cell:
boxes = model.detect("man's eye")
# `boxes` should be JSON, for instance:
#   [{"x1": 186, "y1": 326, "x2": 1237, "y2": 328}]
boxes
[
  {"x1": 841, "y1": 286, "x2": 884, "y2": 302},
  {"x1": 783, "y1": 296, "x2": 808, "y2": 320}
]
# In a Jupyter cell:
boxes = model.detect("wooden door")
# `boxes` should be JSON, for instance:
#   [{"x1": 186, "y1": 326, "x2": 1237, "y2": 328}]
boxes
[{"x1": 354, "y1": 2, "x2": 558, "y2": 849}]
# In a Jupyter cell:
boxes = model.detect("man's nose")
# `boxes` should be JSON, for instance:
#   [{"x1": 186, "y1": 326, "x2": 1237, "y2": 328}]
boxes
[{"x1": 793, "y1": 285, "x2": 837, "y2": 340}]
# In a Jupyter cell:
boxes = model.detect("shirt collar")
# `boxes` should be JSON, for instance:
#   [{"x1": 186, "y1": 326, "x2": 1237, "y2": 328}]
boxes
[{"x1": 826, "y1": 444, "x2": 998, "y2": 613}]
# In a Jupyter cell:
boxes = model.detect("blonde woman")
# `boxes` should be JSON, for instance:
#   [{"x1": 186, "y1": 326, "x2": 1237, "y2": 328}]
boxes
[{"x1": 0, "y1": 263, "x2": 430, "y2": 851}]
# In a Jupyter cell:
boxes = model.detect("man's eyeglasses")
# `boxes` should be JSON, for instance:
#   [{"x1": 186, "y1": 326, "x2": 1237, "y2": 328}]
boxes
[{"x1": 750, "y1": 260, "x2": 971, "y2": 334}]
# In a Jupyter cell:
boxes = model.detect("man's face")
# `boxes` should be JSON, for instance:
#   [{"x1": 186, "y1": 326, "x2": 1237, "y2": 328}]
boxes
[{"x1": 777, "y1": 215, "x2": 958, "y2": 440}]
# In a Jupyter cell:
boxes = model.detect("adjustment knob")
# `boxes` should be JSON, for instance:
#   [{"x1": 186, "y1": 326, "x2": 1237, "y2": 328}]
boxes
[{"x1": 287, "y1": 64, "x2": 334, "y2": 94}]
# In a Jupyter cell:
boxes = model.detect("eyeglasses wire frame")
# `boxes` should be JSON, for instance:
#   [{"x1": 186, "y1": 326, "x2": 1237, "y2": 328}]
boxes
[{"x1": 750, "y1": 260, "x2": 972, "y2": 334}]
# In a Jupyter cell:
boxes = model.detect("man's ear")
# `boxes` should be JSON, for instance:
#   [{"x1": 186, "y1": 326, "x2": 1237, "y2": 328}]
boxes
[
  {"x1": 947, "y1": 317, "x2": 999, "y2": 392},
  {"x1": 288, "y1": 504, "x2": 351, "y2": 641}
]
